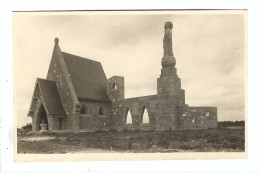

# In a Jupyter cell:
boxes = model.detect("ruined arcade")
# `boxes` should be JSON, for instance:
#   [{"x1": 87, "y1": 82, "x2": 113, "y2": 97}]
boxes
[{"x1": 27, "y1": 21, "x2": 218, "y2": 132}]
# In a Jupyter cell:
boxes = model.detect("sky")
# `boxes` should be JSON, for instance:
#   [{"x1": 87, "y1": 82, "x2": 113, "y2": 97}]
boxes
[{"x1": 13, "y1": 11, "x2": 246, "y2": 127}]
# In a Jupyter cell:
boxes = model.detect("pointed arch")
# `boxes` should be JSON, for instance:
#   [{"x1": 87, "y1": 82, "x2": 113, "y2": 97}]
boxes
[
  {"x1": 141, "y1": 105, "x2": 150, "y2": 124},
  {"x1": 125, "y1": 107, "x2": 132, "y2": 124}
]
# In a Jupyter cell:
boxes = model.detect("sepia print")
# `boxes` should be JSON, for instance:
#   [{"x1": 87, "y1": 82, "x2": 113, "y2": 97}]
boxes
[{"x1": 13, "y1": 10, "x2": 247, "y2": 161}]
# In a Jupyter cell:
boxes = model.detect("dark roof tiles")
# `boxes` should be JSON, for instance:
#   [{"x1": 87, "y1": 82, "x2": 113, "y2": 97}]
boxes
[
  {"x1": 62, "y1": 52, "x2": 111, "y2": 102},
  {"x1": 37, "y1": 78, "x2": 66, "y2": 115}
]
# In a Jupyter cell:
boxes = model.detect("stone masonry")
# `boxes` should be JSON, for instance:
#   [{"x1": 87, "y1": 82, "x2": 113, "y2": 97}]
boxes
[{"x1": 27, "y1": 21, "x2": 218, "y2": 132}]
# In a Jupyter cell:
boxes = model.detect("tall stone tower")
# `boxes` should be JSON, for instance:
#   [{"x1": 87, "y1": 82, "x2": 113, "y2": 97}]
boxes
[
  {"x1": 156, "y1": 21, "x2": 186, "y2": 130},
  {"x1": 107, "y1": 76, "x2": 125, "y2": 102}
]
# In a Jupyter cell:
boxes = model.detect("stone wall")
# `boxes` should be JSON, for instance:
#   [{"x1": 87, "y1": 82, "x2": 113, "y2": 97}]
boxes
[
  {"x1": 111, "y1": 95, "x2": 158, "y2": 131},
  {"x1": 78, "y1": 99, "x2": 112, "y2": 130},
  {"x1": 155, "y1": 95, "x2": 185, "y2": 130},
  {"x1": 108, "y1": 94, "x2": 217, "y2": 131},
  {"x1": 47, "y1": 116, "x2": 68, "y2": 130},
  {"x1": 180, "y1": 106, "x2": 218, "y2": 129},
  {"x1": 107, "y1": 76, "x2": 124, "y2": 102},
  {"x1": 31, "y1": 97, "x2": 42, "y2": 132}
]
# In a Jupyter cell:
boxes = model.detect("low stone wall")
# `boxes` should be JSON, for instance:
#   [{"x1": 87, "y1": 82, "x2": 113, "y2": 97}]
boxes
[
  {"x1": 111, "y1": 95, "x2": 158, "y2": 129},
  {"x1": 180, "y1": 106, "x2": 218, "y2": 129},
  {"x1": 110, "y1": 96, "x2": 218, "y2": 131},
  {"x1": 120, "y1": 124, "x2": 156, "y2": 132},
  {"x1": 79, "y1": 115, "x2": 110, "y2": 130}
]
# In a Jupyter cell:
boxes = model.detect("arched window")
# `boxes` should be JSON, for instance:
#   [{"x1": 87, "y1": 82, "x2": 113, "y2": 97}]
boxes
[
  {"x1": 80, "y1": 105, "x2": 87, "y2": 114},
  {"x1": 112, "y1": 82, "x2": 117, "y2": 89},
  {"x1": 126, "y1": 108, "x2": 132, "y2": 124},
  {"x1": 98, "y1": 107, "x2": 104, "y2": 115},
  {"x1": 142, "y1": 106, "x2": 149, "y2": 124}
]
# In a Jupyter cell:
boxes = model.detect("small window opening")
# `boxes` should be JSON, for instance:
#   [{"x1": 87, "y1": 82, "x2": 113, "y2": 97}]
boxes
[
  {"x1": 192, "y1": 119, "x2": 195, "y2": 123},
  {"x1": 112, "y1": 82, "x2": 117, "y2": 89},
  {"x1": 206, "y1": 112, "x2": 210, "y2": 116},
  {"x1": 80, "y1": 105, "x2": 87, "y2": 114},
  {"x1": 99, "y1": 107, "x2": 104, "y2": 115},
  {"x1": 182, "y1": 114, "x2": 186, "y2": 117}
]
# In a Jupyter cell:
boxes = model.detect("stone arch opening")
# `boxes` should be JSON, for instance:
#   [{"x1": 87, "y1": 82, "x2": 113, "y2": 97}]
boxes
[
  {"x1": 36, "y1": 104, "x2": 49, "y2": 131},
  {"x1": 112, "y1": 82, "x2": 117, "y2": 89},
  {"x1": 141, "y1": 106, "x2": 150, "y2": 124},
  {"x1": 125, "y1": 107, "x2": 132, "y2": 124},
  {"x1": 80, "y1": 104, "x2": 87, "y2": 114}
]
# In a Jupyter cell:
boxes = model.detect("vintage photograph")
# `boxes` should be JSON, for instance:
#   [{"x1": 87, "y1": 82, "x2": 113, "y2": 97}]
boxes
[{"x1": 13, "y1": 10, "x2": 247, "y2": 160}]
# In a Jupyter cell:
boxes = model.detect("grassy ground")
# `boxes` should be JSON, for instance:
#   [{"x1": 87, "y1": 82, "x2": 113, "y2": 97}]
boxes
[{"x1": 17, "y1": 128, "x2": 245, "y2": 154}]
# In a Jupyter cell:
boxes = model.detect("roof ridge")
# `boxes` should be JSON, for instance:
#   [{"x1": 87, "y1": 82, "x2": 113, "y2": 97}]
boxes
[
  {"x1": 61, "y1": 51, "x2": 101, "y2": 64},
  {"x1": 37, "y1": 78, "x2": 56, "y2": 82}
]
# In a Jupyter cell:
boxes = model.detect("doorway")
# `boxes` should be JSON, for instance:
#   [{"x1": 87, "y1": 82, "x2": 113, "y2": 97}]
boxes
[{"x1": 37, "y1": 104, "x2": 48, "y2": 131}]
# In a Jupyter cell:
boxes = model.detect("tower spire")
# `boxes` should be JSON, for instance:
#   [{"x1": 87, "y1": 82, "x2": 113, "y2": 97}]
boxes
[
  {"x1": 54, "y1": 37, "x2": 59, "y2": 45},
  {"x1": 161, "y1": 21, "x2": 176, "y2": 67}
]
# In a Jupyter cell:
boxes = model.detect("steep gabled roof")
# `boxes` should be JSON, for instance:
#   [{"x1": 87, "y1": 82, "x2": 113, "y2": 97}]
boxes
[
  {"x1": 36, "y1": 78, "x2": 66, "y2": 116},
  {"x1": 62, "y1": 52, "x2": 111, "y2": 102}
]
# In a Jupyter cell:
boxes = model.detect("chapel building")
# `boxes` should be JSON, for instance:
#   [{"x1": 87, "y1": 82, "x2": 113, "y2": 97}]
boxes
[{"x1": 27, "y1": 21, "x2": 218, "y2": 132}]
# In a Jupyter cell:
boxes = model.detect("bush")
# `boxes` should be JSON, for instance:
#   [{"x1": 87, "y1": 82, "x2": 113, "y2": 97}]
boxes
[
  {"x1": 22, "y1": 123, "x2": 32, "y2": 130},
  {"x1": 218, "y1": 121, "x2": 245, "y2": 128}
]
